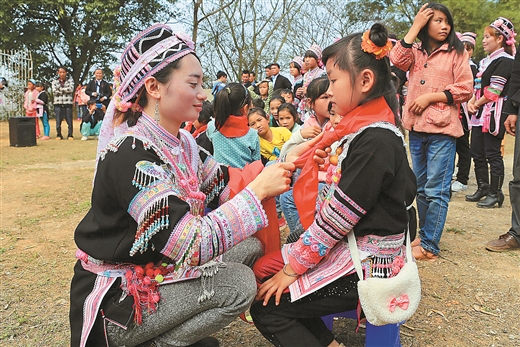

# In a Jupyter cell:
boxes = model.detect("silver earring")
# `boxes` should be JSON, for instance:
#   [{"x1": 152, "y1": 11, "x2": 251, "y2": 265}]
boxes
[{"x1": 154, "y1": 99, "x2": 160, "y2": 123}]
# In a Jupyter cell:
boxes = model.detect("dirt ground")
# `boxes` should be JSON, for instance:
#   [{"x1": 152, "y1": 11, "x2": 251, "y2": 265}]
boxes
[{"x1": 0, "y1": 119, "x2": 519, "y2": 347}]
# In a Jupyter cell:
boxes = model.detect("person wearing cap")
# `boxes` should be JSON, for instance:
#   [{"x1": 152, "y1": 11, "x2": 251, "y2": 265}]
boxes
[
  {"x1": 486, "y1": 42, "x2": 520, "y2": 252},
  {"x1": 69, "y1": 23, "x2": 303, "y2": 347},
  {"x1": 451, "y1": 32, "x2": 479, "y2": 193},
  {"x1": 466, "y1": 17, "x2": 516, "y2": 208},
  {"x1": 289, "y1": 56, "x2": 304, "y2": 101},
  {"x1": 24, "y1": 79, "x2": 40, "y2": 137}
]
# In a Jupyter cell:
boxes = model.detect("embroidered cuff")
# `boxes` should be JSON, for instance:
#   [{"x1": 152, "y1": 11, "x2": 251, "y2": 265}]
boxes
[{"x1": 483, "y1": 86, "x2": 500, "y2": 102}]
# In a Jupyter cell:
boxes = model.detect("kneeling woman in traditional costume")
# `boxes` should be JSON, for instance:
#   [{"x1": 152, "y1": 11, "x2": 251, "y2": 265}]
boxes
[{"x1": 70, "y1": 24, "x2": 299, "y2": 347}]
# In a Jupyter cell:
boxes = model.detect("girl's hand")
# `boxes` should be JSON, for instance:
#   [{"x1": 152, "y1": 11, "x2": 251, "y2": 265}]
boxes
[
  {"x1": 256, "y1": 266, "x2": 299, "y2": 306},
  {"x1": 300, "y1": 125, "x2": 322, "y2": 139},
  {"x1": 409, "y1": 94, "x2": 431, "y2": 115},
  {"x1": 413, "y1": 3, "x2": 434, "y2": 29},
  {"x1": 247, "y1": 162, "x2": 295, "y2": 200},
  {"x1": 295, "y1": 87, "x2": 304, "y2": 98},
  {"x1": 286, "y1": 133, "x2": 328, "y2": 168},
  {"x1": 467, "y1": 100, "x2": 479, "y2": 115}
]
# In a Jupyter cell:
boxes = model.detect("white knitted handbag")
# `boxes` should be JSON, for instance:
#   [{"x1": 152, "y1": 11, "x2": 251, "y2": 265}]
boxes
[{"x1": 347, "y1": 228, "x2": 421, "y2": 326}]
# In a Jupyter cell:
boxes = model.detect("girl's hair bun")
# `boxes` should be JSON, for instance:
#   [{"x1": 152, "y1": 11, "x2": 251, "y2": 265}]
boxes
[{"x1": 369, "y1": 23, "x2": 389, "y2": 48}]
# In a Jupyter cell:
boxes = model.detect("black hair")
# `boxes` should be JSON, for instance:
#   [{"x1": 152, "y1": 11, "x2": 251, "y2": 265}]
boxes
[
  {"x1": 119, "y1": 53, "x2": 199, "y2": 125},
  {"x1": 198, "y1": 100, "x2": 214, "y2": 124},
  {"x1": 322, "y1": 23, "x2": 400, "y2": 126},
  {"x1": 242, "y1": 69, "x2": 250, "y2": 75},
  {"x1": 0, "y1": 77, "x2": 7, "y2": 87},
  {"x1": 290, "y1": 61, "x2": 301, "y2": 71},
  {"x1": 216, "y1": 71, "x2": 227, "y2": 79},
  {"x1": 270, "y1": 63, "x2": 280, "y2": 69},
  {"x1": 87, "y1": 99, "x2": 97, "y2": 107},
  {"x1": 248, "y1": 107, "x2": 268, "y2": 120},
  {"x1": 35, "y1": 82, "x2": 45, "y2": 89},
  {"x1": 270, "y1": 95, "x2": 285, "y2": 107},
  {"x1": 264, "y1": 65, "x2": 271, "y2": 69},
  {"x1": 249, "y1": 71, "x2": 256, "y2": 77},
  {"x1": 462, "y1": 41, "x2": 475, "y2": 51},
  {"x1": 416, "y1": 3, "x2": 464, "y2": 55},
  {"x1": 252, "y1": 98, "x2": 265, "y2": 109},
  {"x1": 306, "y1": 76, "x2": 330, "y2": 106},
  {"x1": 277, "y1": 103, "x2": 300, "y2": 123},
  {"x1": 279, "y1": 88, "x2": 292, "y2": 96},
  {"x1": 213, "y1": 82, "x2": 251, "y2": 130},
  {"x1": 304, "y1": 50, "x2": 318, "y2": 60}
]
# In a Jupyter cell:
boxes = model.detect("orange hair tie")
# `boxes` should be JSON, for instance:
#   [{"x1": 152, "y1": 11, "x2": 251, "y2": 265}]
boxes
[{"x1": 361, "y1": 30, "x2": 393, "y2": 60}]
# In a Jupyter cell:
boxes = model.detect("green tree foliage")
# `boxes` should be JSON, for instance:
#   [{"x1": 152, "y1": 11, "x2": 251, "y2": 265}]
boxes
[{"x1": 0, "y1": 0, "x2": 178, "y2": 85}]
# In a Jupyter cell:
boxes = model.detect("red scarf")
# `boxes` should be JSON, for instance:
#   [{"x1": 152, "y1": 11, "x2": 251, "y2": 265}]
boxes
[
  {"x1": 191, "y1": 124, "x2": 208, "y2": 139},
  {"x1": 293, "y1": 96, "x2": 395, "y2": 229},
  {"x1": 219, "y1": 115, "x2": 250, "y2": 138}
]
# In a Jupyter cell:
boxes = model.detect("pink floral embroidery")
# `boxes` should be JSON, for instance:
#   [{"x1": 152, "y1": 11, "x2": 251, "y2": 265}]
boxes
[
  {"x1": 391, "y1": 255, "x2": 405, "y2": 275},
  {"x1": 388, "y1": 294, "x2": 409, "y2": 312}
]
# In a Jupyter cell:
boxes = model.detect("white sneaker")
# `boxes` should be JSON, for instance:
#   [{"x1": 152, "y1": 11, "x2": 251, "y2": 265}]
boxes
[
  {"x1": 451, "y1": 181, "x2": 467, "y2": 192},
  {"x1": 81, "y1": 136, "x2": 88, "y2": 141}
]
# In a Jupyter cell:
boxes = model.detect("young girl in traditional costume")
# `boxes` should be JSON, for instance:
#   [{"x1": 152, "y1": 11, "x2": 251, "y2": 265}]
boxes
[
  {"x1": 390, "y1": 3, "x2": 473, "y2": 261},
  {"x1": 466, "y1": 17, "x2": 516, "y2": 208},
  {"x1": 70, "y1": 24, "x2": 297, "y2": 347},
  {"x1": 250, "y1": 23, "x2": 417, "y2": 347},
  {"x1": 206, "y1": 82, "x2": 260, "y2": 169},
  {"x1": 299, "y1": 44, "x2": 327, "y2": 122}
]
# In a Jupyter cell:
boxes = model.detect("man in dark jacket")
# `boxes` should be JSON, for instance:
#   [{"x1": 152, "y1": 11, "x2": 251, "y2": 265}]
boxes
[
  {"x1": 270, "y1": 63, "x2": 292, "y2": 92},
  {"x1": 85, "y1": 68, "x2": 111, "y2": 109}
]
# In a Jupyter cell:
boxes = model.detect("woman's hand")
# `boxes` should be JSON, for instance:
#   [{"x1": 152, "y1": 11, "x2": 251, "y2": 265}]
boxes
[
  {"x1": 247, "y1": 162, "x2": 295, "y2": 200},
  {"x1": 300, "y1": 125, "x2": 322, "y2": 139},
  {"x1": 286, "y1": 133, "x2": 330, "y2": 168},
  {"x1": 256, "y1": 265, "x2": 299, "y2": 306},
  {"x1": 408, "y1": 94, "x2": 431, "y2": 115}
]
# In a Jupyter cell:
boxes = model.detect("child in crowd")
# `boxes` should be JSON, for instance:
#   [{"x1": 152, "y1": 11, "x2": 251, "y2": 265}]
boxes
[
  {"x1": 249, "y1": 79, "x2": 273, "y2": 115},
  {"x1": 75, "y1": 83, "x2": 88, "y2": 121},
  {"x1": 192, "y1": 100, "x2": 214, "y2": 154},
  {"x1": 303, "y1": 76, "x2": 333, "y2": 132},
  {"x1": 269, "y1": 95, "x2": 285, "y2": 127},
  {"x1": 466, "y1": 17, "x2": 516, "y2": 208},
  {"x1": 207, "y1": 83, "x2": 260, "y2": 168},
  {"x1": 390, "y1": 3, "x2": 473, "y2": 261},
  {"x1": 298, "y1": 44, "x2": 327, "y2": 122},
  {"x1": 24, "y1": 79, "x2": 40, "y2": 137},
  {"x1": 211, "y1": 70, "x2": 227, "y2": 99},
  {"x1": 248, "y1": 107, "x2": 292, "y2": 164},
  {"x1": 252, "y1": 98, "x2": 265, "y2": 110},
  {"x1": 80, "y1": 99, "x2": 104, "y2": 140},
  {"x1": 290, "y1": 56, "x2": 304, "y2": 101},
  {"x1": 279, "y1": 88, "x2": 294, "y2": 105},
  {"x1": 451, "y1": 32, "x2": 479, "y2": 193},
  {"x1": 35, "y1": 82, "x2": 50, "y2": 140},
  {"x1": 277, "y1": 103, "x2": 301, "y2": 135},
  {"x1": 250, "y1": 23, "x2": 417, "y2": 347}
]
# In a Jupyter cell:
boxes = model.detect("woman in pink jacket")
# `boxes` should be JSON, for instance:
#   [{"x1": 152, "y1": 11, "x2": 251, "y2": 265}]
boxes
[
  {"x1": 390, "y1": 3, "x2": 473, "y2": 261},
  {"x1": 24, "y1": 79, "x2": 40, "y2": 137}
]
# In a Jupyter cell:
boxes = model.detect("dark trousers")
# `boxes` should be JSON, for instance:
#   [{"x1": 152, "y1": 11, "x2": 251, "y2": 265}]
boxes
[
  {"x1": 509, "y1": 110, "x2": 520, "y2": 241},
  {"x1": 455, "y1": 128, "x2": 471, "y2": 184},
  {"x1": 54, "y1": 105, "x2": 73, "y2": 138},
  {"x1": 251, "y1": 251, "x2": 359, "y2": 347},
  {"x1": 470, "y1": 126, "x2": 504, "y2": 176}
]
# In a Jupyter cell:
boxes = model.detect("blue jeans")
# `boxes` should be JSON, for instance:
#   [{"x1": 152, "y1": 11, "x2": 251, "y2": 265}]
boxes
[
  {"x1": 409, "y1": 131, "x2": 456, "y2": 255},
  {"x1": 280, "y1": 189, "x2": 304, "y2": 236}
]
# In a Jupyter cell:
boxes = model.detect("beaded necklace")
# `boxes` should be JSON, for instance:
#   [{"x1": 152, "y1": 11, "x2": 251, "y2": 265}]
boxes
[{"x1": 133, "y1": 113, "x2": 206, "y2": 216}]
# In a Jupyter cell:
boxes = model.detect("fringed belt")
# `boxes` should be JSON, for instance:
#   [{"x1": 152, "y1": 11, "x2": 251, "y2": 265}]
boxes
[{"x1": 76, "y1": 249, "x2": 224, "y2": 347}]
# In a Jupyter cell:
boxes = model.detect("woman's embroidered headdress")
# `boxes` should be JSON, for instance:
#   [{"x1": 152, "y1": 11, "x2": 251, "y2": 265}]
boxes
[
  {"x1": 490, "y1": 17, "x2": 516, "y2": 47},
  {"x1": 361, "y1": 30, "x2": 393, "y2": 60},
  {"x1": 460, "y1": 32, "x2": 477, "y2": 46}
]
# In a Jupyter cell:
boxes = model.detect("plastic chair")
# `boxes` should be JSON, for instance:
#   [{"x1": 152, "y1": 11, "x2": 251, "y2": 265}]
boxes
[{"x1": 321, "y1": 310, "x2": 402, "y2": 347}]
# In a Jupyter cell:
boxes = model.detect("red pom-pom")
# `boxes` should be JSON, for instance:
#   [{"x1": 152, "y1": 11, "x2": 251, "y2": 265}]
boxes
[
  {"x1": 146, "y1": 269, "x2": 155, "y2": 278},
  {"x1": 134, "y1": 266, "x2": 145, "y2": 277},
  {"x1": 145, "y1": 262, "x2": 154, "y2": 270}
]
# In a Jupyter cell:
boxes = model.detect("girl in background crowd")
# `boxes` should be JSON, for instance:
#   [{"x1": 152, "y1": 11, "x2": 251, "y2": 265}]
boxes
[
  {"x1": 451, "y1": 32, "x2": 479, "y2": 193},
  {"x1": 35, "y1": 82, "x2": 50, "y2": 140},
  {"x1": 269, "y1": 95, "x2": 286, "y2": 127},
  {"x1": 277, "y1": 103, "x2": 301, "y2": 135},
  {"x1": 251, "y1": 23, "x2": 416, "y2": 347},
  {"x1": 298, "y1": 44, "x2": 327, "y2": 122},
  {"x1": 24, "y1": 79, "x2": 40, "y2": 138},
  {"x1": 248, "y1": 107, "x2": 292, "y2": 163},
  {"x1": 290, "y1": 56, "x2": 304, "y2": 103},
  {"x1": 466, "y1": 17, "x2": 516, "y2": 208},
  {"x1": 192, "y1": 100, "x2": 214, "y2": 154},
  {"x1": 249, "y1": 79, "x2": 273, "y2": 115},
  {"x1": 390, "y1": 3, "x2": 473, "y2": 261},
  {"x1": 207, "y1": 82, "x2": 260, "y2": 168}
]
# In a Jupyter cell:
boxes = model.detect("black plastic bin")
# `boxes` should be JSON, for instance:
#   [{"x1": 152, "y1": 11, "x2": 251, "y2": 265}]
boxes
[{"x1": 9, "y1": 117, "x2": 36, "y2": 147}]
